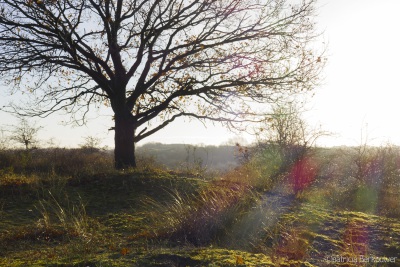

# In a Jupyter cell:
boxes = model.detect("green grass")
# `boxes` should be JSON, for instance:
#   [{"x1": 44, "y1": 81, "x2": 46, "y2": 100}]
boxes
[
  {"x1": 0, "y1": 168, "x2": 273, "y2": 266},
  {"x1": 1, "y1": 147, "x2": 400, "y2": 266}
]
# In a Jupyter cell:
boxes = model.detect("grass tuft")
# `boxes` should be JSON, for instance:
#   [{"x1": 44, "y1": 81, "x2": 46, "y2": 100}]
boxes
[{"x1": 144, "y1": 179, "x2": 259, "y2": 246}]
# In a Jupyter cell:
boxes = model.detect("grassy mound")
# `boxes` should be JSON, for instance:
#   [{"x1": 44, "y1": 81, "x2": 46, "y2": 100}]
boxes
[{"x1": 1, "y1": 147, "x2": 400, "y2": 266}]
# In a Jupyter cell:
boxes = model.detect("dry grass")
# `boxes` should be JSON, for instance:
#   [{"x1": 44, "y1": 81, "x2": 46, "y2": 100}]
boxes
[{"x1": 143, "y1": 179, "x2": 259, "y2": 246}]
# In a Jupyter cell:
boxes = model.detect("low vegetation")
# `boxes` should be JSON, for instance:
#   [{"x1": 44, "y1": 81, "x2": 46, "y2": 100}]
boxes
[{"x1": 1, "y1": 143, "x2": 399, "y2": 266}]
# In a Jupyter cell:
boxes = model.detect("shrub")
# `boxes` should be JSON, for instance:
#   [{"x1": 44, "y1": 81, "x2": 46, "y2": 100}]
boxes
[{"x1": 226, "y1": 144, "x2": 283, "y2": 190}]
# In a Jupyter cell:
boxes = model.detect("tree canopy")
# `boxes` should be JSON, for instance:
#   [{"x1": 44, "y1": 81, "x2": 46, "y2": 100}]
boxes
[{"x1": 0, "y1": 0, "x2": 325, "y2": 168}]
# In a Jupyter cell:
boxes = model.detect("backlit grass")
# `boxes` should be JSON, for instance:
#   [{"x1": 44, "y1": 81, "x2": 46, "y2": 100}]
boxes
[{"x1": 0, "y1": 146, "x2": 400, "y2": 266}]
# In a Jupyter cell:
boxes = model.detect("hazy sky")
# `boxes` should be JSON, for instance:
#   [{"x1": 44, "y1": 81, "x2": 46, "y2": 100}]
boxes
[
  {"x1": 1, "y1": 0, "x2": 400, "y2": 148},
  {"x1": 311, "y1": 0, "x2": 400, "y2": 146}
]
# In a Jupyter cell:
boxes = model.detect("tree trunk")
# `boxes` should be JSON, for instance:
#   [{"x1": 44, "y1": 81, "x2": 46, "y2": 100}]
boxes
[{"x1": 114, "y1": 114, "x2": 136, "y2": 169}]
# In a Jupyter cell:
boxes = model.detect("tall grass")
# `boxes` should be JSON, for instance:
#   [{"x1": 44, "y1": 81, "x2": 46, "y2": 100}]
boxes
[
  {"x1": 144, "y1": 179, "x2": 259, "y2": 246},
  {"x1": 35, "y1": 191, "x2": 91, "y2": 238},
  {"x1": 31, "y1": 190, "x2": 104, "y2": 263},
  {"x1": 0, "y1": 148, "x2": 114, "y2": 177}
]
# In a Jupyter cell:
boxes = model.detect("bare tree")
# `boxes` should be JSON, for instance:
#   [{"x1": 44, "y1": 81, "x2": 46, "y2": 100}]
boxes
[
  {"x1": 0, "y1": 0, "x2": 325, "y2": 168},
  {"x1": 255, "y1": 101, "x2": 328, "y2": 194},
  {"x1": 258, "y1": 101, "x2": 328, "y2": 163},
  {"x1": 10, "y1": 118, "x2": 41, "y2": 149},
  {"x1": 80, "y1": 135, "x2": 102, "y2": 152},
  {"x1": 0, "y1": 128, "x2": 8, "y2": 150},
  {"x1": 266, "y1": 103, "x2": 308, "y2": 148}
]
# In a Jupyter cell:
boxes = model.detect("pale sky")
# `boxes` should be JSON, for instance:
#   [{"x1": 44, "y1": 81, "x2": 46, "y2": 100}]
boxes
[
  {"x1": 1, "y1": 0, "x2": 400, "y2": 148},
  {"x1": 310, "y1": 0, "x2": 400, "y2": 146}
]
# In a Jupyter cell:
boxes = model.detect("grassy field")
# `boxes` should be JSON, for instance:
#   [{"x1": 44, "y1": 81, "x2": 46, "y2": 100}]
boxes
[{"x1": 0, "y1": 146, "x2": 399, "y2": 266}]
